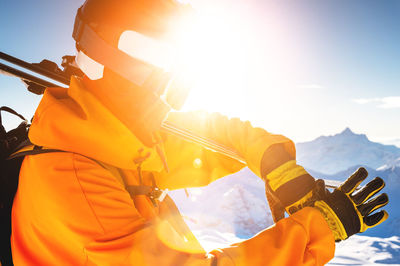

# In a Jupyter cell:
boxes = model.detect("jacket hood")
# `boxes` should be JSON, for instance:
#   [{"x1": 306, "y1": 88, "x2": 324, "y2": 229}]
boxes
[{"x1": 29, "y1": 76, "x2": 165, "y2": 171}]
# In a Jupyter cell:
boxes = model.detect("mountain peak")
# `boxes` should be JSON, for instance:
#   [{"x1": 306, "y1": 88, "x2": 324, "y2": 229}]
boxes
[
  {"x1": 341, "y1": 127, "x2": 355, "y2": 135},
  {"x1": 332, "y1": 127, "x2": 370, "y2": 143},
  {"x1": 336, "y1": 127, "x2": 368, "y2": 140},
  {"x1": 296, "y1": 127, "x2": 400, "y2": 174}
]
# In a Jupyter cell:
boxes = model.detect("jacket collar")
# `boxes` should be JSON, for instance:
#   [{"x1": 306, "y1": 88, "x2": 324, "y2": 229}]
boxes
[{"x1": 29, "y1": 76, "x2": 166, "y2": 171}]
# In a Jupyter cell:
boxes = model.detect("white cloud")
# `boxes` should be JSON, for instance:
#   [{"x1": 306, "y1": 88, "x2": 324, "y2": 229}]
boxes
[
  {"x1": 379, "y1": 96, "x2": 400, "y2": 109},
  {"x1": 353, "y1": 98, "x2": 379, "y2": 104},
  {"x1": 298, "y1": 84, "x2": 325, "y2": 89},
  {"x1": 353, "y1": 96, "x2": 400, "y2": 109}
]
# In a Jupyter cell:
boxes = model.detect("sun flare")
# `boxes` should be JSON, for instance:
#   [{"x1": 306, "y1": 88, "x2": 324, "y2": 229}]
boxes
[{"x1": 170, "y1": 5, "x2": 259, "y2": 115}]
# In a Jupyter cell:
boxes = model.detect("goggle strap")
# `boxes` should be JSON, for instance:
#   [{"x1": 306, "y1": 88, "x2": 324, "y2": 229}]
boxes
[{"x1": 73, "y1": 15, "x2": 159, "y2": 88}]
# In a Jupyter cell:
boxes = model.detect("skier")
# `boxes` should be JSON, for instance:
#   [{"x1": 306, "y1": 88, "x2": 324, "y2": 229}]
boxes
[{"x1": 11, "y1": 0, "x2": 388, "y2": 265}]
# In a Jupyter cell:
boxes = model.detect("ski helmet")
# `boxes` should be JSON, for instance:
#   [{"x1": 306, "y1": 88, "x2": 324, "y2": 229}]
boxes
[{"x1": 72, "y1": 0, "x2": 192, "y2": 110}]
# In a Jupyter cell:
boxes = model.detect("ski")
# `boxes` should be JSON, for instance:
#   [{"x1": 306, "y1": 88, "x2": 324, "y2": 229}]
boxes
[{"x1": 0, "y1": 51, "x2": 342, "y2": 189}]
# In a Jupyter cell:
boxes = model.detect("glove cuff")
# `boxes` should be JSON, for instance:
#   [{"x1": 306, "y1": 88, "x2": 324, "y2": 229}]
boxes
[
  {"x1": 273, "y1": 173, "x2": 316, "y2": 208},
  {"x1": 265, "y1": 160, "x2": 308, "y2": 190},
  {"x1": 264, "y1": 159, "x2": 316, "y2": 210},
  {"x1": 314, "y1": 190, "x2": 361, "y2": 241},
  {"x1": 314, "y1": 200, "x2": 348, "y2": 241}
]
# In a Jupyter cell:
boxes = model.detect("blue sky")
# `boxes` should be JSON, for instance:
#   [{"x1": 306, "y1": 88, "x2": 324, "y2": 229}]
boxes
[{"x1": 1, "y1": 0, "x2": 399, "y2": 144}]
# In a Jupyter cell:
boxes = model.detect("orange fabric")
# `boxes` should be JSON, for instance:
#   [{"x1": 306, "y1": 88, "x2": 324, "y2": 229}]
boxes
[
  {"x1": 215, "y1": 207, "x2": 335, "y2": 266},
  {"x1": 165, "y1": 111, "x2": 296, "y2": 179},
  {"x1": 11, "y1": 76, "x2": 335, "y2": 265}
]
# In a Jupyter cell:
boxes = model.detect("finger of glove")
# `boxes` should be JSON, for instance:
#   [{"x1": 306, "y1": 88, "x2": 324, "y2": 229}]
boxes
[
  {"x1": 351, "y1": 177, "x2": 385, "y2": 205},
  {"x1": 357, "y1": 193, "x2": 389, "y2": 217},
  {"x1": 340, "y1": 167, "x2": 368, "y2": 194},
  {"x1": 363, "y1": 210, "x2": 389, "y2": 229},
  {"x1": 314, "y1": 179, "x2": 327, "y2": 197}
]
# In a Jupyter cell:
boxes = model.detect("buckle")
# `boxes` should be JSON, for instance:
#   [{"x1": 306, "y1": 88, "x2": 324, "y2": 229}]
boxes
[{"x1": 148, "y1": 188, "x2": 169, "y2": 206}]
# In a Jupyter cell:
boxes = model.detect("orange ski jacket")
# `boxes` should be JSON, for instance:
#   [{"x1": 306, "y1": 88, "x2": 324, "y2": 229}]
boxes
[{"x1": 11, "y1": 76, "x2": 335, "y2": 265}]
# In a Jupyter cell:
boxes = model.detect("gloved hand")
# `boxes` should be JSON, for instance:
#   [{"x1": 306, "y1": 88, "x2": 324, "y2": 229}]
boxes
[{"x1": 311, "y1": 167, "x2": 388, "y2": 241}]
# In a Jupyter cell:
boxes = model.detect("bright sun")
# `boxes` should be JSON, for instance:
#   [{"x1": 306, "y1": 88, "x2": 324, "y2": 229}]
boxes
[{"x1": 171, "y1": 5, "x2": 259, "y2": 115}]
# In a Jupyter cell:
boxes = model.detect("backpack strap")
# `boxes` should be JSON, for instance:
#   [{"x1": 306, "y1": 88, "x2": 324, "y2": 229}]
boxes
[
  {"x1": 0, "y1": 107, "x2": 29, "y2": 160},
  {"x1": 8, "y1": 140, "x2": 64, "y2": 160},
  {"x1": 10, "y1": 143, "x2": 164, "y2": 203},
  {"x1": 0, "y1": 106, "x2": 27, "y2": 125},
  {"x1": 10, "y1": 141, "x2": 168, "y2": 207},
  {"x1": 94, "y1": 160, "x2": 168, "y2": 205},
  {"x1": 8, "y1": 140, "x2": 192, "y2": 242}
]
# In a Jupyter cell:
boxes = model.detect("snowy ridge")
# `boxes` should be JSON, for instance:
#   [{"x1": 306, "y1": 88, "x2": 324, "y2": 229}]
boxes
[
  {"x1": 378, "y1": 157, "x2": 400, "y2": 171},
  {"x1": 297, "y1": 128, "x2": 400, "y2": 174}
]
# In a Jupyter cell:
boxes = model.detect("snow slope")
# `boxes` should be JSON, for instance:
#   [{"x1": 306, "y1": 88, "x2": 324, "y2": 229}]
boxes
[{"x1": 328, "y1": 235, "x2": 400, "y2": 265}]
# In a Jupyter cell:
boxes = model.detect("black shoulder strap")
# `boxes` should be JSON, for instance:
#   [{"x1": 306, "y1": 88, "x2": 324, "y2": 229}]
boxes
[
  {"x1": 8, "y1": 140, "x2": 64, "y2": 160},
  {"x1": 0, "y1": 107, "x2": 28, "y2": 153},
  {"x1": 0, "y1": 106, "x2": 27, "y2": 124},
  {"x1": 10, "y1": 143, "x2": 163, "y2": 202}
]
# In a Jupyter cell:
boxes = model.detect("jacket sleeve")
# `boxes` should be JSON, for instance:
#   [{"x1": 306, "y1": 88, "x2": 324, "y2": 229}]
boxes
[
  {"x1": 155, "y1": 111, "x2": 296, "y2": 190},
  {"x1": 213, "y1": 207, "x2": 335, "y2": 266}
]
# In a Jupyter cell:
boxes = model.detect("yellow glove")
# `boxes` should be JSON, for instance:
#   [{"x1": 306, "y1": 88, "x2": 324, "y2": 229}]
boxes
[{"x1": 312, "y1": 167, "x2": 388, "y2": 241}]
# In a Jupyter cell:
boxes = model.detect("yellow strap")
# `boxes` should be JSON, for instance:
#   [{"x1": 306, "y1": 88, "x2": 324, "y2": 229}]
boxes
[
  {"x1": 285, "y1": 190, "x2": 314, "y2": 214},
  {"x1": 267, "y1": 160, "x2": 308, "y2": 191}
]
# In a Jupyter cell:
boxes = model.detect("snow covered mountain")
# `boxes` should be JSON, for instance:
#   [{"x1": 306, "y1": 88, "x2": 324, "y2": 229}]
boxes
[
  {"x1": 296, "y1": 128, "x2": 400, "y2": 175},
  {"x1": 308, "y1": 164, "x2": 400, "y2": 189}
]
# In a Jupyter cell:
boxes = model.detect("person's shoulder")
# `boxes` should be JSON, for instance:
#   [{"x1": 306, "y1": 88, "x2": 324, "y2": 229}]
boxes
[{"x1": 22, "y1": 151, "x2": 101, "y2": 174}]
